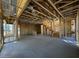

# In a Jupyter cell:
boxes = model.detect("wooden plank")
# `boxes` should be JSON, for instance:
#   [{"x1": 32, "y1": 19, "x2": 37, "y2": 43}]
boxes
[
  {"x1": 17, "y1": 0, "x2": 31, "y2": 18},
  {"x1": 54, "y1": 0, "x2": 62, "y2": 5},
  {"x1": 58, "y1": 0, "x2": 78, "y2": 9},
  {"x1": 61, "y1": 5, "x2": 79, "y2": 13}
]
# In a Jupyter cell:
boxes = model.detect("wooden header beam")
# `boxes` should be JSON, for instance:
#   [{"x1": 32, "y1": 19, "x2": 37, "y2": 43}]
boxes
[{"x1": 17, "y1": 0, "x2": 31, "y2": 18}]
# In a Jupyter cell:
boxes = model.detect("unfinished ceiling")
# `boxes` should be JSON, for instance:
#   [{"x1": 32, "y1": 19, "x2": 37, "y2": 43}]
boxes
[
  {"x1": 20, "y1": 0, "x2": 79, "y2": 24},
  {"x1": 0, "y1": 0, "x2": 79, "y2": 24}
]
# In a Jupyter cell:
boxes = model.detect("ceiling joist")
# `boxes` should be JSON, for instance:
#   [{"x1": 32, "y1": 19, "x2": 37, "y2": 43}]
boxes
[
  {"x1": 54, "y1": 0, "x2": 62, "y2": 5},
  {"x1": 61, "y1": 5, "x2": 79, "y2": 13},
  {"x1": 47, "y1": 0, "x2": 65, "y2": 19},
  {"x1": 58, "y1": 0, "x2": 79, "y2": 9},
  {"x1": 32, "y1": 0, "x2": 58, "y2": 19}
]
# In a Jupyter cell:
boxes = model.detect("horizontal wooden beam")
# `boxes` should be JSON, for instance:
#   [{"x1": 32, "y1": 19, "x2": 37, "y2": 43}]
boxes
[
  {"x1": 59, "y1": 1, "x2": 73, "y2": 3},
  {"x1": 63, "y1": 9, "x2": 78, "y2": 15},
  {"x1": 54, "y1": 0, "x2": 62, "y2": 5},
  {"x1": 22, "y1": 14, "x2": 33, "y2": 17},
  {"x1": 64, "y1": 12, "x2": 77, "y2": 16},
  {"x1": 24, "y1": 10, "x2": 43, "y2": 19},
  {"x1": 17, "y1": 0, "x2": 31, "y2": 18},
  {"x1": 58, "y1": 0, "x2": 78, "y2": 9},
  {"x1": 22, "y1": 10, "x2": 44, "y2": 22},
  {"x1": 20, "y1": 16, "x2": 42, "y2": 24},
  {"x1": 61, "y1": 5, "x2": 79, "y2": 13}
]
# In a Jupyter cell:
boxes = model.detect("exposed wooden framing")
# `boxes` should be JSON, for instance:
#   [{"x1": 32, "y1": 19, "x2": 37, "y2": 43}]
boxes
[
  {"x1": 59, "y1": 1, "x2": 73, "y2": 3},
  {"x1": 76, "y1": 9, "x2": 79, "y2": 44},
  {"x1": 41, "y1": 25, "x2": 44, "y2": 35},
  {"x1": 58, "y1": 0, "x2": 79, "y2": 9},
  {"x1": 0, "y1": 0, "x2": 4, "y2": 49},
  {"x1": 44, "y1": 1, "x2": 54, "y2": 15},
  {"x1": 34, "y1": 9, "x2": 47, "y2": 17},
  {"x1": 17, "y1": 0, "x2": 23, "y2": 17},
  {"x1": 63, "y1": 18, "x2": 66, "y2": 37},
  {"x1": 14, "y1": 19, "x2": 19, "y2": 40},
  {"x1": 54, "y1": 0, "x2": 62, "y2": 5},
  {"x1": 20, "y1": 16, "x2": 39, "y2": 24},
  {"x1": 51, "y1": 21, "x2": 53, "y2": 36},
  {"x1": 34, "y1": 9, "x2": 53, "y2": 19},
  {"x1": 58, "y1": 15, "x2": 62, "y2": 38},
  {"x1": 26, "y1": 7, "x2": 53, "y2": 20},
  {"x1": 50, "y1": 21, "x2": 52, "y2": 36},
  {"x1": 61, "y1": 5, "x2": 79, "y2": 13},
  {"x1": 32, "y1": 0, "x2": 58, "y2": 19},
  {"x1": 20, "y1": 16, "x2": 32, "y2": 20},
  {"x1": 64, "y1": 12, "x2": 77, "y2": 16},
  {"x1": 22, "y1": 14, "x2": 33, "y2": 18},
  {"x1": 52, "y1": 19, "x2": 55, "y2": 32},
  {"x1": 22, "y1": 14, "x2": 40, "y2": 21},
  {"x1": 17, "y1": 0, "x2": 23, "y2": 10},
  {"x1": 21, "y1": 15, "x2": 34, "y2": 20},
  {"x1": 75, "y1": 17, "x2": 76, "y2": 41},
  {"x1": 63, "y1": 9, "x2": 78, "y2": 15},
  {"x1": 2, "y1": 0, "x2": 79, "y2": 39},
  {"x1": 9, "y1": 0, "x2": 11, "y2": 16},
  {"x1": 0, "y1": 0, "x2": 3, "y2": 16},
  {"x1": 22, "y1": 12, "x2": 33, "y2": 16},
  {"x1": 24, "y1": 10, "x2": 43, "y2": 19},
  {"x1": 21, "y1": 13, "x2": 43, "y2": 22},
  {"x1": 17, "y1": 0, "x2": 31, "y2": 18},
  {"x1": 48, "y1": 0, "x2": 65, "y2": 19},
  {"x1": 24, "y1": 11, "x2": 33, "y2": 16}
]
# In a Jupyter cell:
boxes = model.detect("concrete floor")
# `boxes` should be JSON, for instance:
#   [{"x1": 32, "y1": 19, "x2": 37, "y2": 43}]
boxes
[
  {"x1": 62, "y1": 37, "x2": 76, "y2": 45},
  {"x1": 0, "y1": 35, "x2": 79, "y2": 58},
  {"x1": 4, "y1": 37, "x2": 16, "y2": 43}
]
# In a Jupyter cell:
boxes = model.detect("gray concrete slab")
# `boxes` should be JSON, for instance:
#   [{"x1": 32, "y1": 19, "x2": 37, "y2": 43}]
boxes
[{"x1": 0, "y1": 35, "x2": 79, "y2": 58}]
